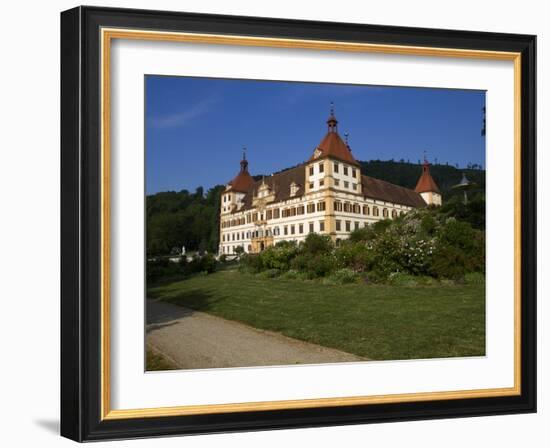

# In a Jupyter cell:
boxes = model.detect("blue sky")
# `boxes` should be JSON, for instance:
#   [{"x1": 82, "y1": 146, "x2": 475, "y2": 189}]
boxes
[{"x1": 145, "y1": 76, "x2": 485, "y2": 194}]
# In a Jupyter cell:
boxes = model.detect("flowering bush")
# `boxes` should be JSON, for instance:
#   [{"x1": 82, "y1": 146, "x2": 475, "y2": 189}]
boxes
[{"x1": 237, "y1": 208, "x2": 484, "y2": 284}]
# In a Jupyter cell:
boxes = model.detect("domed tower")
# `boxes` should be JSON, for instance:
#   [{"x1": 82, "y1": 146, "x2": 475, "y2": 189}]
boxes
[
  {"x1": 221, "y1": 149, "x2": 254, "y2": 215},
  {"x1": 306, "y1": 103, "x2": 361, "y2": 196},
  {"x1": 415, "y1": 158, "x2": 442, "y2": 206}
]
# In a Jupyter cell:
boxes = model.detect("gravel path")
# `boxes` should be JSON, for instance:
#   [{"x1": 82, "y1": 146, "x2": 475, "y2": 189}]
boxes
[{"x1": 146, "y1": 298, "x2": 365, "y2": 370}]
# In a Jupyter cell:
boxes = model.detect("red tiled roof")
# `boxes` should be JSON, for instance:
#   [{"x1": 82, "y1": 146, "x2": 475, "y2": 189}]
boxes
[
  {"x1": 237, "y1": 165, "x2": 306, "y2": 211},
  {"x1": 227, "y1": 158, "x2": 255, "y2": 192},
  {"x1": 309, "y1": 131, "x2": 359, "y2": 166},
  {"x1": 362, "y1": 175, "x2": 426, "y2": 208},
  {"x1": 415, "y1": 162, "x2": 441, "y2": 194}
]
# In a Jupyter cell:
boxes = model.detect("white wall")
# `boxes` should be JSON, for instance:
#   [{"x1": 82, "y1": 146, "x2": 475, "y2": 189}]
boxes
[{"x1": 0, "y1": 1, "x2": 546, "y2": 447}]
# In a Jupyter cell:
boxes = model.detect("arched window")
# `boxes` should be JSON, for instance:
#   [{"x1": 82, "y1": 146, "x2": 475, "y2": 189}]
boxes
[
  {"x1": 383, "y1": 208, "x2": 389, "y2": 218},
  {"x1": 373, "y1": 206, "x2": 379, "y2": 216},
  {"x1": 363, "y1": 205, "x2": 370, "y2": 215},
  {"x1": 391, "y1": 209, "x2": 398, "y2": 218}
]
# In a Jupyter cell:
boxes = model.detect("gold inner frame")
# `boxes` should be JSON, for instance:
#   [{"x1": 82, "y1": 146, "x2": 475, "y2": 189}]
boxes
[{"x1": 100, "y1": 28, "x2": 522, "y2": 421}]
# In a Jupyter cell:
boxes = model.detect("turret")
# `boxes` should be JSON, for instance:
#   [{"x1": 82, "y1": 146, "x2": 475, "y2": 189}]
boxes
[{"x1": 415, "y1": 158, "x2": 442, "y2": 206}]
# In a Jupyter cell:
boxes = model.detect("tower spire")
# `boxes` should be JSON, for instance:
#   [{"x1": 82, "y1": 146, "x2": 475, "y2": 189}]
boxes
[
  {"x1": 240, "y1": 146, "x2": 249, "y2": 172},
  {"x1": 327, "y1": 101, "x2": 338, "y2": 132}
]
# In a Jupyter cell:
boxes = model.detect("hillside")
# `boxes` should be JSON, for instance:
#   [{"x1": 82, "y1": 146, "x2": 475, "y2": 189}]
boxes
[{"x1": 358, "y1": 160, "x2": 485, "y2": 200}]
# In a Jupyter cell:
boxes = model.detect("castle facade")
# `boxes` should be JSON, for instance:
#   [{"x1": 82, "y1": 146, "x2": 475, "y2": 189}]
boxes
[{"x1": 219, "y1": 110, "x2": 441, "y2": 255}]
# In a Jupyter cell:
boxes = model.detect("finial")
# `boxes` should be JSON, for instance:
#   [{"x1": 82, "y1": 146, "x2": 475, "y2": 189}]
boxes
[
  {"x1": 330, "y1": 101, "x2": 335, "y2": 117},
  {"x1": 423, "y1": 150, "x2": 428, "y2": 163},
  {"x1": 344, "y1": 132, "x2": 350, "y2": 149},
  {"x1": 242, "y1": 146, "x2": 247, "y2": 161}
]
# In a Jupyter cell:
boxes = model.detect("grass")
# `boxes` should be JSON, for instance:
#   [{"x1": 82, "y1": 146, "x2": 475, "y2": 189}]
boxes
[
  {"x1": 148, "y1": 270, "x2": 485, "y2": 361},
  {"x1": 146, "y1": 349, "x2": 178, "y2": 371}
]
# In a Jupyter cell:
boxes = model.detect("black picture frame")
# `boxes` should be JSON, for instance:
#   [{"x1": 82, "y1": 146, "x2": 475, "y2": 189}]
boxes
[{"x1": 61, "y1": 5, "x2": 536, "y2": 442}]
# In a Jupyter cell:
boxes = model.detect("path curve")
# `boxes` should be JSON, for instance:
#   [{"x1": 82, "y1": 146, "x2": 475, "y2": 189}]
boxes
[{"x1": 147, "y1": 298, "x2": 365, "y2": 370}]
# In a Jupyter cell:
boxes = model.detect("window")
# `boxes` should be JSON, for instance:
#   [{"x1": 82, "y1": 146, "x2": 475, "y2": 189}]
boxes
[
  {"x1": 334, "y1": 201, "x2": 342, "y2": 212},
  {"x1": 344, "y1": 202, "x2": 351, "y2": 213},
  {"x1": 297, "y1": 205, "x2": 305, "y2": 215},
  {"x1": 274, "y1": 227, "x2": 280, "y2": 236},
  {"x1": 284, "y1": 226, "x2": 288, "y2": 235},
  {"x1": 383, "y1": 208, "x2": 389, "y2": 218},
  {"x1": 248, "y1": 244, "x2": 252, "y2": 252},
  {"x1": 319, "y1": 162, "x2": 324, "y2": 173},
  {"x1": 355, "y1": 222, "x2": 360, "y2": 230},
  {"x1": 222, "y1": 234, "x2": 225, "y2": 242},
  {"x1": 307, "y1": 203, "x2": 315, "y2": 213},
  {"x1": 391, "y1": 209, "x2": 398, "y2": 218},
  {"x1": 335, "y1": 179, "x2": 340, "y2": 187},
  {"x1": 363, "y1": 205, "x2": 369, "y2": 215},
  {"x1": 345, "y1": 221, "x2": 351, "y2": 232},
  {"x1": 252, "y1": 213, "x2": 258, "y2": 222},
  {"x1": 242, "y1": 232, "x2": 245, "y2": 239},
  {"x1": 373, "y1": 206, "x2": 379, "y2": 216},
  {"x1": 317, "y1": 201, "x2": 326, "y2": 212},
  {"x1": 319, "y1": 179, "x2": 324, "y2": 187},
  {"x1": 344, "y1": 181, "x2": 349, "y2": 189},
  {"x1": 336, "y1": 220, "x2": 341, "y2": 231},
  {"x1": 290, "y1": 207, "x2": 296, "y2": 217},
  {"x1": 309, "y1": 166, "x2": 314, "y2": 176},
  {"x1": 343, "y1": 166, "x2": 348, "y2": 176},
  {"x1": 319, "y1": 221, "x2": 325, "y2": 232},
  {"x1": 309, "y1": 182, "x2": 314, "y2": 189},
  {"x1": 352, "y1": 183, "x2": 357, "y2": 190},
  {"x1": 232, "y1": 233, "x2": 235, "y2": 241},
  {"x1": 273, "y1": 208, "x2": 280, "y2": 219},
  {"x1": 354, "y1": 203, "x2": 361, "y2": 214},
  {"x1": 267, "y1": 209, "x2": 273, "y2": 220},
  {"x1": 291, "y1": 225, "x2": 295, "y2": 235},
  {"x1": 309, "y1": 222, "x2": 314, "y2": 233},
  {"x1": 334, "y1": 162, "x2": 339, "y2": 173},
  {"x1": 352, "y1": 169, "x2": 356, "y2": 178},
  {"x1": 299, "y1": 224, "x2": 304, "y2": 234}
]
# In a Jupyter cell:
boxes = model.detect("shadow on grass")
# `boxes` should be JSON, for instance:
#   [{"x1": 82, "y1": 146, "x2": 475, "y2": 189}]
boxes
[{"x1": 146, "y1": 288, "x2": 222, "y2": 330}]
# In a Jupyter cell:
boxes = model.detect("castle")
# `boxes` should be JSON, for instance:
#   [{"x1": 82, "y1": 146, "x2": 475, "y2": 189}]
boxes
[{"x1": 219, "y1": 108, "x2": 441, "y2": 255}]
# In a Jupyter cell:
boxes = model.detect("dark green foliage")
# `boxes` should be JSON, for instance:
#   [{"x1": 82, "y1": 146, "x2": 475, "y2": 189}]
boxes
[
  {"x1": 187, "y1": 253, "x2": 217, "y2": 274},
  {"x1": 242, "y1": 207, "x2": 484, "y2": 283},
  {"x1": 146, "y1": 185, "x2": 224, "y2": 256},
  {"x1": 359, "y1": 160, "x2": 485, "y2": 201},
  {"x1": 440, "y1": 193, "x2": 486, "y2": 230},
  {"x1": 147, "y1": 253, "x2": 217, "y2": 284},
  {"x1": 300, "y1": 233, "x2": 333, "y2": 256}
]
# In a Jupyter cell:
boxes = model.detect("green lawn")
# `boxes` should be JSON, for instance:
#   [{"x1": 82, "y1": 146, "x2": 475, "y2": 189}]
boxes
[
  {"x1": 148, "y1": 270, "x2": 485, "y2": 361},
  {"x1": 146, "y1": 349, "x2": 177, "y2": 371}
]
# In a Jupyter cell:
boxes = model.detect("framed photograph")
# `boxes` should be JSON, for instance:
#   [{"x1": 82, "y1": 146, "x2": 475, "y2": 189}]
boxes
[{"x1": 60, "y1": 6, "x2": 536, "y2": 442}]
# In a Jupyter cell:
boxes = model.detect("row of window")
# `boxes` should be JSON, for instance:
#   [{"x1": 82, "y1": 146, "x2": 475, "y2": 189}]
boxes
[
  {"x1": 308, "y1": 179, "x2": 358, "y2": 190},
  {"x1": 222, "y1": 221, "x2": 328, "y2": 242},
  {"x1": 308, "y1": 162, "x2": 357, "y2": 178},
  {"x1": 222, "y1": 202, "x2": 406, "y2": 228}
]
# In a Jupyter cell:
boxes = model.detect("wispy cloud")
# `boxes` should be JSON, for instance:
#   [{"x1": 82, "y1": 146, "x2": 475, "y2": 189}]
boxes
[{"x1": 148, "y1": 96, "x2": 218, "y2": 129}]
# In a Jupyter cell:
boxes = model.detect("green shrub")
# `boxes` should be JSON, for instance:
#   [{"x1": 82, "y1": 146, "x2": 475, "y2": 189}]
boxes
[
  {"x1": 219, "y1": 253, "x2": 227, "y2": 263},
  {"x1": 300, "y1": 233, "x2": 333, "y2": 256},
  {"x1": 429, "y1": 243, "x2": 467, "y2": 280},
  {"x1": 387, "y1": 272, "x2": 419, "y2": 287},
  {"x1": 328, "y1": 268, "x2": 360, "y2": 285},
  {"x1": 334, "y1": 241, "x2": 372, "y2": 272},
  {"x1": 465, "y1": 272, "x2": 485, "y2": 285},
  {"x1": 260, "y1": 243, "x2": 299, "y2": 271},
  {"x1": 364, "y1": 270, "x2": 387, "y2": 284},
  {"x1": 146, "y1": 257, "x2": 185, "y2": 283},
  {"x1": 305, "y1": 253, "x2": 334, "y2": 278},
  {"x1": 257, "y1": 268, "x2": 281, "y2": 279},
  {"x1": 239, "y1": 254, "x2": 263, "y2": 273}
]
